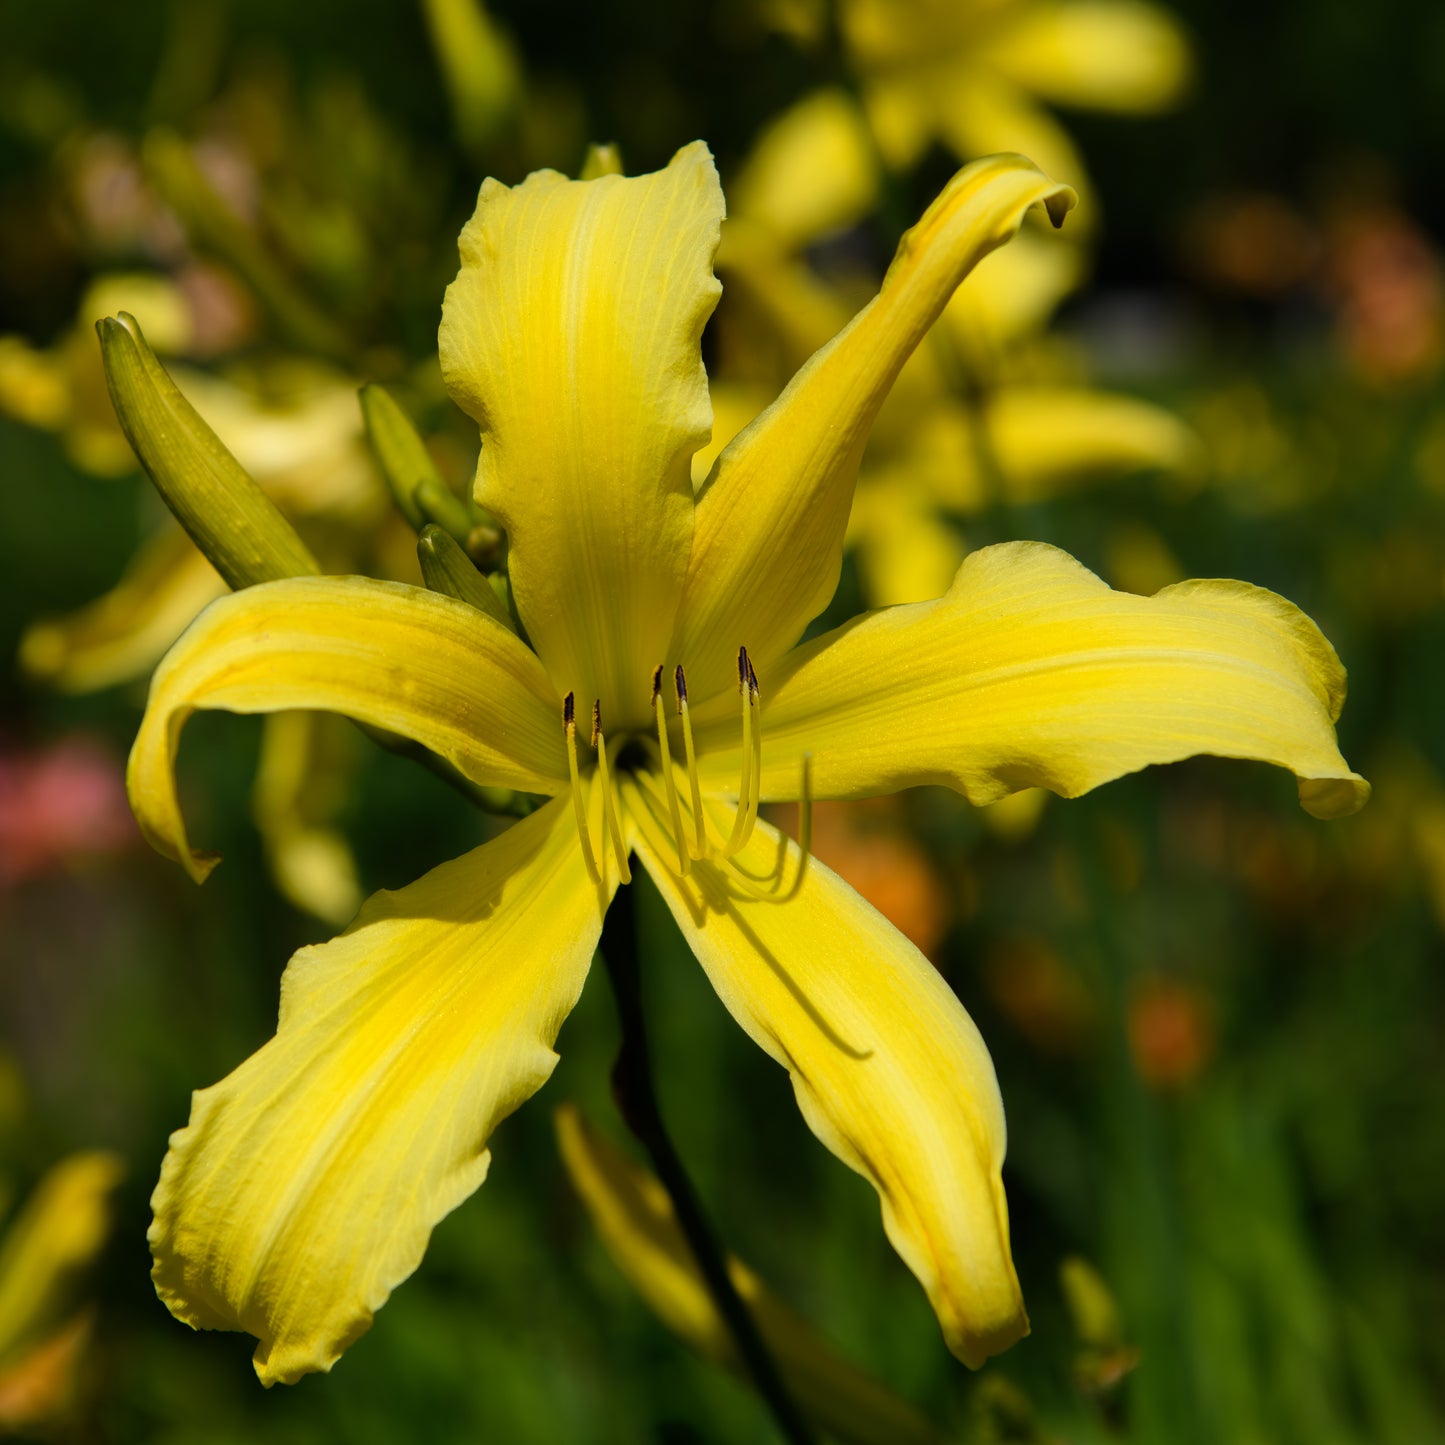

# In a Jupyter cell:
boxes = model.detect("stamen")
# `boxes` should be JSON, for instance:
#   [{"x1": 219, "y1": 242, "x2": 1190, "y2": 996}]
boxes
[
  {"x1": 720, "y1": 750, "x2": 812, "y2": 901},
  {"x1": 739, "y1": 654, "x2": 764, "y2": 852},
  {"x1": 720, "y1": 646, "x2": 755, "y2": 857},
  {"x1": 674, "y1": 664, "x2": 708, "y2": 859},
  {"x1": 592, "y1": 701, "x2": 632, "y2": 885},
  {"x1": 563, "y1": 692, "x2": 601, "y2": 886},
  {"x1": 652, "y1": 665, "x2": 690, "y2": 875}
]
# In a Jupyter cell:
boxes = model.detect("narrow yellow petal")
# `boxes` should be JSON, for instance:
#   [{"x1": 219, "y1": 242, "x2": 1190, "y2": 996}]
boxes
[
  {"x1": 730, "y1": 89, "x2": 879, "y2": 246},
  {"x1": 127, "y1": 575, "x2": 566, "y2": 881},
  {"x1": 555, "y1": 1106, "x2": 951, "y2": 1445},
  {"x1": 932, "y1": 73, "x2": 1092, "y2": 221},
  {"x1": 978, "y1": 0, "x2": 1192, "y2": 114},
  {"x1": 846, "y1": 476, "x2": 966, "y2": 607},
  {"x1": 19, "y1": 529, "x2": 225, "y2": 694},
  {"x1": 150, "y1": 798, "x2": 610, "y2": 1386},
  {"x1": 675, "y1": 155, "x2": 1075, "y2": 704},
  {"x1": 440, "y1": 143, "x2": 724, "y2": 730},
  {"x1": 689, "y1": 542, "x2": 1369, "y2": 819},
  {"x1": 981, "y1": 388, "x2": 1203, "y2": 498},
  {"x1": 252, "y1": 712, "x2": 362, "y2": 927},
  {"x1": 939, "y1": 232, "x2": 1084, "y2": 359},
  {"x1": 626, "y1": 781, "x2": 1027, "y2": 1369}
]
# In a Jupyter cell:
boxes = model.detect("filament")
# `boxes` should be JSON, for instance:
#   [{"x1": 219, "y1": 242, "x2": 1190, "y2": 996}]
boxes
[
  {"x1": 719, "y1": 647, "x2": 757, "y2": 859},
  {"x1": 716, "y1": 751, "x2": 813, "y2": 902},
  {"x1": 652, "y1": 666, "x2": 690, "y2": 875},
  {"x1": 563, "y1": 693, "x2": 601, "y2": 886},
  {"x1": 674, "y1": 665, "x2": 708, "y2": 859},
  {"x1": 592, "y1": 701, "x2": 632, "y2": 885}
]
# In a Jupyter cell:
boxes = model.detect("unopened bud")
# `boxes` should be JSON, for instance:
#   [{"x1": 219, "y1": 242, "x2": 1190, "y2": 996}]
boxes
[
  {"x1": 98, "y1": 313, "x2": 319, "y2": 589},
  {"x1": 416, "y1": 524, "x2": 515, "y2": 633}
]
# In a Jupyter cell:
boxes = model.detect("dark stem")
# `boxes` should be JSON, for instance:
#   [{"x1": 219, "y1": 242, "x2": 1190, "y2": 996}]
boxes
[{"x1": 599, "y1": 888, "x2": 817, "y2": 1445}]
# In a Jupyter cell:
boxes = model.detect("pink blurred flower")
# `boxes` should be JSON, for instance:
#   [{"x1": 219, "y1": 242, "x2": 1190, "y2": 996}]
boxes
[{"x1": 0, "y1": 739, "x2": 135, "y2": 884}]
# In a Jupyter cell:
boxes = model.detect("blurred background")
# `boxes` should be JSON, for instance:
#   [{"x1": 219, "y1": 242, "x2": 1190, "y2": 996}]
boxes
[{"x1": 1, "y1": 0, "x2": 1443, "y2": 1440}]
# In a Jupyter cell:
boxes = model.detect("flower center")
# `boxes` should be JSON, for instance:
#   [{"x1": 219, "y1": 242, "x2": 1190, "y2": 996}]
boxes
[{"x1": 562, "y1": 649, "x2": 813, "y2": 897}]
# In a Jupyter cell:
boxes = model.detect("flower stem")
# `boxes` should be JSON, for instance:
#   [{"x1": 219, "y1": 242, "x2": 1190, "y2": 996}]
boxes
[{"x1": 599, "y1": 888, "x2": 817, "y2": 1445}]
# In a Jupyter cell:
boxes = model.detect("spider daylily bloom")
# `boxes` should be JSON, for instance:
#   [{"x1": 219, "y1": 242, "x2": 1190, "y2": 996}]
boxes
[{"x1": 128, "y1": 143, "x2": 1366, "y2": 1386}]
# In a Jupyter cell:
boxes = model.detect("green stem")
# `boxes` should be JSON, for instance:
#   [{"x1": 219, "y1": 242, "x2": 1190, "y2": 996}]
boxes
[{"x1": 599, "y1": 889, "x2": 817, "y2": 1445}]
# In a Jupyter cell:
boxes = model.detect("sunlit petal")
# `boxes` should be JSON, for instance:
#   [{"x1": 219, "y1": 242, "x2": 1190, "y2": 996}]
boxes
[
  {"x1": 676, "y1": 155, "x2": 1075, "y2": 703},
  {"x1": 128, "y1": 575, "x2": 565, "y2": 881},
  {"x1": 440, "y1": 143, "x2": 723, "y2": 729},
  {"x1": 627, "y1": 782, "x2": 1026, "y2": 1369},
  {"x1": 150, "y1": 797, "x2": 609, "y2": 1385},
  {"x1": 690, "y1": 541, "x2": 1368, "y2": 819}
]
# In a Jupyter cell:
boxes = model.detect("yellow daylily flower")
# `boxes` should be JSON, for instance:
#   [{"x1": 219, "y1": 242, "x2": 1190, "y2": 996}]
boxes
[
  {"x1": 128, "y1": 144, "x2": 1366, "y2": 1387},
  {"x1": 766, "y1": 0, "x2": 1192, "y2": 218},
  {"x1": 555, "y1": 1105, "x2": 951, "y2": 1445}
]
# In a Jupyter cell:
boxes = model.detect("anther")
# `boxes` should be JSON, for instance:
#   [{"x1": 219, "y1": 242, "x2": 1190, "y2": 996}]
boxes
[
  {"x1": 652, "y1": 664, "x2": 690, "y2": 875},
  {"x1": 563, "y1": 692, "x2": 601, "y2": 886},
  {"x1": 674, "y1": 664, "x2": 708, "y2": 859},
  {"x1": 591, "y1": 700, "x2": 632, "y2": 884}
]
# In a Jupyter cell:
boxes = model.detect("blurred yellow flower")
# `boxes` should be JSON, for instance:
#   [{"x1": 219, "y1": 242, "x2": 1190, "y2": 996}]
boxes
[
  {"x1": 125, "y1": 144, "x2": 1363, "y2": 1387},
  {"x1": 766, "y1": 0, "x2": 1191, "y2": 216},
  {"x1": 0, "y1": 1149, "x2": 124, "y2": 1433},
  {"x1": 712, "y1": 88, "x2": 1201, "y2": 606}
]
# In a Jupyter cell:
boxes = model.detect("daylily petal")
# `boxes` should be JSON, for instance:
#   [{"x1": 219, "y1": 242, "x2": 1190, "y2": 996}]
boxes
[
  {"x1": 19, "y1": 529, "x2": 226, "y2": 694},
  {"x1": 149, "y1": 797, "x2": 609, "y2": 1386},
  {"x1": 980, "y1": 387, "x2": 1203, "y2": 499},
  {"x1": 555, "y1": 1106, "x2": 951, "y2": 1445},
  {"x1": 626, "y1": 781, "x2": 1026, "y2": 1369},
  {"x1": 128, "y1": 575, "x2": 565, "y2": 881},
  {"x1": 846, "y1": 474, "x2": 966, "y2": 607},
  {"x1": 675, "y1": 156, "x2": 1075, "y2": 703},
  {"x1": 938, "y1": 231, "x2": 1084, "y2": 359},
  {"x1": 440, "y1": 143, "x2": 723, "y2": 729},
  {"x1": 887, "y1": 388, "x2": 1201, "y2": 518},
  {"x1": 690, "y1": 541, "x2": 1369, "y2": 819},
  {"x1": 933, "y1": 72, "x2": 1091, "y2": 220},
  {"x1": 978, "y1": 0, "x2": 1192, "y2": 114},
  {"x1": 252, "y1": 712, "x2": 362, "y2": 927},
  {"x1": 730, "y1": 89, "x2": 879, "y2": 247}
]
